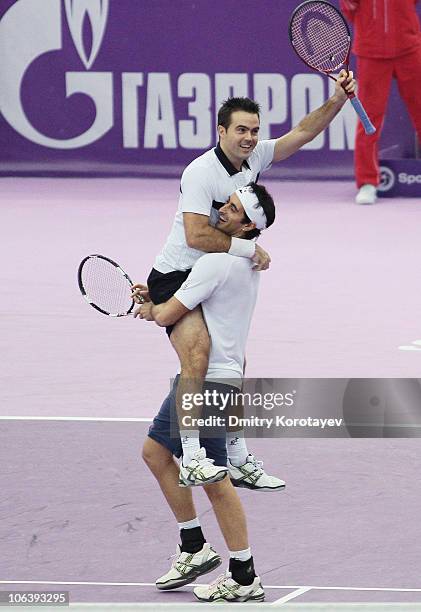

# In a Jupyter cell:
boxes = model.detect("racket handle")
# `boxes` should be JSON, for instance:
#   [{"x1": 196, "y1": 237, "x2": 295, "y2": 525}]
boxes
[{"x1": 349, "y1": 95, "x2": 376, "y2": 135}]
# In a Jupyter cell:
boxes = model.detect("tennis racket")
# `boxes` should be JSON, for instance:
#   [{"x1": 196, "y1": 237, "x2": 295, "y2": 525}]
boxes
[
  {"x1": 78, "y1": 254, "x2": 142, "y2": 317},
  {"x1": 289, "y1": 0, "x2": 376, "y2": 135}
]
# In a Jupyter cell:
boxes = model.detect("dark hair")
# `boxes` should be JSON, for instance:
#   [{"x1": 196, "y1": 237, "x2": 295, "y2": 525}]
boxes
[
  {"x1": 217, "y1": 97, "x2": 260, "y2": 130},
  {"x1": 241, "y1": 182, "x2": 275, "y2": 240}
]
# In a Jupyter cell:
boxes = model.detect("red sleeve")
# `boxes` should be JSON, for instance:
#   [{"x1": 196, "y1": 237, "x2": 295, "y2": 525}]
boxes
[{"x1": 340, "y1": 0, "x2": 360, "y2": 22}]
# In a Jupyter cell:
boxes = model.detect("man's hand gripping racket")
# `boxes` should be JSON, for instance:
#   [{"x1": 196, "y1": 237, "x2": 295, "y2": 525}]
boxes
[
  {"x1": 131, "y1": 284, "x2": 154, "y2": 320},
  {"x1": 78, "y1": 254, "x2": 146, "y2": 317},
  {"x1": 289, "y1": 0, "x2": 376, "y2": 135}
]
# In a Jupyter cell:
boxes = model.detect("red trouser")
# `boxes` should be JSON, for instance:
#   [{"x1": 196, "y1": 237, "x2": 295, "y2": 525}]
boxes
[{"x1": 355, "y1": 48, "x2": 421, "y2": 187}]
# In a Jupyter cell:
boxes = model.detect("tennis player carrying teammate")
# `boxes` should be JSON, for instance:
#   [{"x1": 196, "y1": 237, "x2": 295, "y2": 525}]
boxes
[
  {"x1": 137, "y1": 80, "x2": 356, "y2": 485},
  {"x1": 135, "y1": 182, "x2": 275, "y2": 602}
]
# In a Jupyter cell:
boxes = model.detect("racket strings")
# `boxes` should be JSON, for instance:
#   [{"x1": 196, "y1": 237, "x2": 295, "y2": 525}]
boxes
[
  {"x1": 290, "y1": 2, "x2": 350, "y2": 72},
  {"x1": 81, "y1": 257, "x2": 133, "y2": 315}
]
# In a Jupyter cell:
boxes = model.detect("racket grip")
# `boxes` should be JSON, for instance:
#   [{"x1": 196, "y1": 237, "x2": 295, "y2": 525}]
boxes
[{"x1": 349, "y1": 95, "x2": 376, "y2": 135}]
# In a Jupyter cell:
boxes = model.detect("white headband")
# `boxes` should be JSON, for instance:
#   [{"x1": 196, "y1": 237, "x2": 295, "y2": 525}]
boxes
[{"x1": 235, "y1": 186, "x2": 267, "y2": 230}]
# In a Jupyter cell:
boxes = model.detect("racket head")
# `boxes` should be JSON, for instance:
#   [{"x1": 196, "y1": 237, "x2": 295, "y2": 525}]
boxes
[
  {"x1": 289, "y1": 0, "x2": 351, "y2": 74},
  {"x1": 78, "y1": 254, "x2": 135, "y2": 317}
]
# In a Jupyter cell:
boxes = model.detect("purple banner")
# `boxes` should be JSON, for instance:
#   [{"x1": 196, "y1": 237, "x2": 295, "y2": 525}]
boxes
[{"x1": 0, "y1": 0, "x2": 418, "y2": 178}]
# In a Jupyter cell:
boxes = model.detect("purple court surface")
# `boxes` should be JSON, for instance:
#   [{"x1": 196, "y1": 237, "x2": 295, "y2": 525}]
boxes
[{"x1": 1, "y1": 178, "x2": 421, "y2": 609}]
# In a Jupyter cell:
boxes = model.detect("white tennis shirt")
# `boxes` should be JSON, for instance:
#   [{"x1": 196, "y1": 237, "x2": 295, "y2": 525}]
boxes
[
  {"x1": 174, "y1": 252, "x2": 260, "y2": 384},
  {"x1": 154, "y1": 140, "x2": 276, "y2": 273}
]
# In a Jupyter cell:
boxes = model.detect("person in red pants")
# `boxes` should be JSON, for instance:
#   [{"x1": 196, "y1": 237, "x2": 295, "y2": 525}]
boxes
[{"x1": 340, "y1": 0, "x2": 421, "y2": 204}]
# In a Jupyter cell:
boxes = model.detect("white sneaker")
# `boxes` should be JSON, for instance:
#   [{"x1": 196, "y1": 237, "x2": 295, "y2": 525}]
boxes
[
  {"x1": 228, "y1": 454, "x2": 286, "y2": 491},
  {"x1": 156, "y1": 542, "x2": 222, "y2": 590},
  {"x1": 179, "y1": 447, "x2": 228, "y2": 487},
  {"x1": 356, "y1": 184, "x2": 377, "y2": 205},
  {"x1": 194, "y1": 570, "x2": 265, "y2": 602}
]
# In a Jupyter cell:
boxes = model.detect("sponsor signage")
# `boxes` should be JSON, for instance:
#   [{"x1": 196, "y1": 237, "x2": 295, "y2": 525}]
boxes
[
  {"x1": 0, "y1": 0, "x2": 418, "y2": 178},
  {"x1": 378, "y1": 159, "x2": 421, "y2": 198}
]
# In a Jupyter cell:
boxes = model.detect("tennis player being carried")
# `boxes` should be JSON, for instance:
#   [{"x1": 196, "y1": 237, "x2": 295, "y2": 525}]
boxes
[
  {"x1": 134, "y1": 182, "x2": 275, "y2": 602},
  {"x1": 134, "y1": 81, "x2": 356, "y2": 489}
]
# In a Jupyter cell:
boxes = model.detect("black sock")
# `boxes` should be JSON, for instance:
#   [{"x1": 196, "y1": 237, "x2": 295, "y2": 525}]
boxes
[
  {"x1": 229, "y1": 556, "x2": 256, "y2": 586},
  {"x1": 180, "y1": 526, "x2": 206, "y2": 553}
]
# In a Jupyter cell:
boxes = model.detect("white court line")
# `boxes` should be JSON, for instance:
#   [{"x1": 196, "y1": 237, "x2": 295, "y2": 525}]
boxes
[
  {"x1": 64, "y1": 604, "x2": 421, "y2": 607},
  {"x1": 1, "y1": 581, "x2": 421, "y2": 592},
  {"x1": 398, "y1": 339, "x2": 421, "y2": 351},
  {"x1": 398, "y1": 346, "x2": 421, "y2": 351},
  {"x1": 272, "y1": 586, "x2": 312, "y2": 605},
  {"x1": 0, "y1": 416, "x2": 153, "y2": 422},
  {"x1": 6, "y1": 417, "x2": 420, "y2": 428}
]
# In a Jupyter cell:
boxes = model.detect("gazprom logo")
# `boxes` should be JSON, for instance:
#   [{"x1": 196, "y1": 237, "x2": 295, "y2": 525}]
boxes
[
  {"x1": 0, "y1": 0, "x2": 357, "y2": 153},
  {"x1": 0, "y1": 0, "x2": 112, "y2": 148},
  {"x1": 64, "y1": 0, "x2": 109, "y2": 69}
]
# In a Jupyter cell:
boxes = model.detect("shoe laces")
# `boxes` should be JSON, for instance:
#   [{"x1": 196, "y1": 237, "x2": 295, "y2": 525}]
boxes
[
  {"x1": 197, "y1": 456, "x2": 215, "y2": 466},
  {"x1": 189, "y1": 448, "x2": 216, "y2": 466},
  {"x1": 248, "y1": 454, "x2": 264, "y2": 475},
  {"x1": 208, "y1": 570, "x2": 231, "y2": 593},
  {"x1": 192, "y1": 450, "x2": 215, "y2": 467},
  {"x1": 168, "y1": 552, "x2": 178, "y2": 566},
  {"x1": 168, "y1": 545, "x2": 183, "y2": 566}
]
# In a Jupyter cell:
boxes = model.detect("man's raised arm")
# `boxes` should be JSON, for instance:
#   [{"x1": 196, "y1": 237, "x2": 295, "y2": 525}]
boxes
[{"x1": 272, "y1": 69, "x2": 356, "y2": 162}]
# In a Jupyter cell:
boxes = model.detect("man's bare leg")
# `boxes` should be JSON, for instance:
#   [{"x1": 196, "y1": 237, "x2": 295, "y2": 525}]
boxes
[
  {"x1": 142, "y1": 437, "x2": 222, "y2": 589},
  {"x1": 169, "y1": 308, "x2": 213, "y2": 468},
  {"x1": 170, "y1": 306, "x2": 209, "y2": 429},
  {"x1": 142, "y1": 437, "x2": 196, "y2": 521},
  {"x1": 192, "y1": 476, "x2": 263, "y2": 598},
  {"x1": 204, "y1": 476, "x2": 249, "y2": 551}
]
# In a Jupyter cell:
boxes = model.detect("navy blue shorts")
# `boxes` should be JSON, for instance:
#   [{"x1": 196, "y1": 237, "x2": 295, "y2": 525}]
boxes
[{"x1": 148, "y1": 377, "x2": 236, "y2": 466}]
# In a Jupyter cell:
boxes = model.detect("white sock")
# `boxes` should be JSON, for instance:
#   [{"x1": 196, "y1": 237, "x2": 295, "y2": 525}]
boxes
[
  {"x1": 180, "y1": 430, "x2": 200, "y2": 465},
  {"x1": 229, "y1": 547, "x2": 252, "y2": 562},
  {"x1": 226, "y1": 431, "x2": 249, "y2": 466},
  {"x1": 177, "y1": 517, "x2": 201, "y2": 531}
]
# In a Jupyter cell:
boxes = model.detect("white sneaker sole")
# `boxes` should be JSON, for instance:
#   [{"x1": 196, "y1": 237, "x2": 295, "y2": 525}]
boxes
[
  {"x1": 230, "y1": 477, "x2": 286, "y2": 491},
  {"x1": 156, "y1": 555, "x2": 222, "y2": 590},
  {"x1": 356, "y1": 198, "x2": 377, "y2": 205},
  {"x1": 194, "y1": 588, "x2": 265, "y2": 602},
  {"x1": 179, "y1": 469, "x2": 228, "y2": 488}
]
